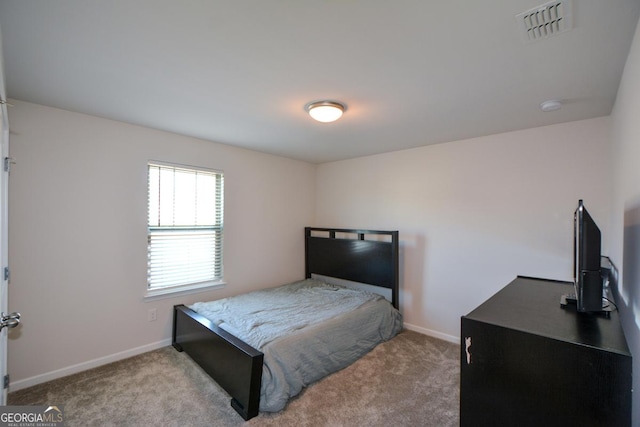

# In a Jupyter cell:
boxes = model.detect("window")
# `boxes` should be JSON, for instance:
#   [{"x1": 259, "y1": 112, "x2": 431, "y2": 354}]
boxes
[{"x1": 147, "y1": 162, "x2": 224, "y2": 296}]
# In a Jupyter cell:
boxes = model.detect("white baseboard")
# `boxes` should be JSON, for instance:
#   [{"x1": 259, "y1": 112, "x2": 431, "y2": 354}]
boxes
[
  {"x1": 9, "y1": 338, "x2": 172, "y2": 392},
  {"x1": 403, "y1": 322, "x2": 460, "y2": 344}
]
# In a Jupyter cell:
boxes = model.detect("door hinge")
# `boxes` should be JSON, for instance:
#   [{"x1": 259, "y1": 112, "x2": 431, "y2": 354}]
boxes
[
  {"x1": 3, "y1": 374, "x2": 9, "y2": 389},
  {"x1": 3, "y1": 157, "x2": 15, "y2": 173},
  {"x1": 3, "y1": 267, "x2": 8, "y2": 282}
]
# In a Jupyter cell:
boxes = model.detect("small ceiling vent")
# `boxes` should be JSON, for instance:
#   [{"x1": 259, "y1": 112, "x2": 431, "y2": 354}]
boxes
[{"x1": 516, "y1": 0, "x2": 573, "y2": 43}]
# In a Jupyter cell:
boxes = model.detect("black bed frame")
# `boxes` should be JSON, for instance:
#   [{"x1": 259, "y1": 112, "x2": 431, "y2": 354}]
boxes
[{"x1": 172, "y1": 227, "x2": 399, "y2": 420}]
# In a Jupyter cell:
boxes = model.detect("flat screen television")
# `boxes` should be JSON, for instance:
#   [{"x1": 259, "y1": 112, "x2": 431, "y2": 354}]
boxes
[{"x1": 571, "y1": 199, "x2": 605, "y2": 312}]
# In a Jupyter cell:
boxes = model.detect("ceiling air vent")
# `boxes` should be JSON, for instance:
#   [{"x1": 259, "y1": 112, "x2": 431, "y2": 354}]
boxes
[{"x1": 516, "y1": 0, "x2": 573, "y2": 42}]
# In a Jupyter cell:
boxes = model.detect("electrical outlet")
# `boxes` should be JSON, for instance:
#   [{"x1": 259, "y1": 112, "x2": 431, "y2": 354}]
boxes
[{"x1": 148, "y1": 308, "x2": 157, "y2": 322}]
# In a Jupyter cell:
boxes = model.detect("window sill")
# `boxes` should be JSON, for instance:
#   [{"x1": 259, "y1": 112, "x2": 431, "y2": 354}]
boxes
[{"x1": 143, "y1": 280, "x2": 226, "y2": 302}]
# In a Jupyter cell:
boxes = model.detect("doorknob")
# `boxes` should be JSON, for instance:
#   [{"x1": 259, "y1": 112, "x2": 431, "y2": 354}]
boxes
[{"x1": 0, "y1": 312, "x2": 20, "y2": 331}]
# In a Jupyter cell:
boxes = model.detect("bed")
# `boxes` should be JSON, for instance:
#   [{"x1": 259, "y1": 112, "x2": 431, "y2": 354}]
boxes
[{"x1": 172, "y1": 227, "x2": 401, "y2": 420}]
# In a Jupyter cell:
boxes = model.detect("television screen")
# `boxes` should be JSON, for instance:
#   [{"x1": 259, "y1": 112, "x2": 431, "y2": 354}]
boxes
[{"x1": 573, "y1": 200, "x2": 604, "y2": 312}]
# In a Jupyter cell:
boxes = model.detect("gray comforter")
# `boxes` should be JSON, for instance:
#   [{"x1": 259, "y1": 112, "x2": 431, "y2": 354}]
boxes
[{"x1": 189, "y1": 278, "x2": 403, "y2": 412}]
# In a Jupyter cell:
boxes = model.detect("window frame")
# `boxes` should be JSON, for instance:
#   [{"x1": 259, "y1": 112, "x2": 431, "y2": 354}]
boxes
[{"x1": 144, "y1": 161, "x2": 225, "y2": 300}]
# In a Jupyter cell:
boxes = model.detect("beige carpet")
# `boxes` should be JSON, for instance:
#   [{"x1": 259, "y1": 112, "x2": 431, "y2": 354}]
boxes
[{"x1": 8, "y1": 330, "x2": 460, "y2": 427}]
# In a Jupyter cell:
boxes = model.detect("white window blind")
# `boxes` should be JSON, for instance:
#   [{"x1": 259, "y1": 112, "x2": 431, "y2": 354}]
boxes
[{"x1": 147, "y1": 163, "x2": 224, "y2": 291}]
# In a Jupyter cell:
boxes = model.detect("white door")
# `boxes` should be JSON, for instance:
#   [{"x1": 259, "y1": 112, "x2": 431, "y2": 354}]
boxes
[
  {"x1": 0, "y1": 28, "x2": 19, "y2": 405},
  {"x1": 0, "y1": 88, "x2": 7, "y2": 406}
]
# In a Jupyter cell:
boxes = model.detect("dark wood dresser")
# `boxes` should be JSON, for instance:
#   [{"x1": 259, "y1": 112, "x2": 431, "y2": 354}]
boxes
[{"x1": 460, "y1": 276, "x2": 632, "y2": 427}]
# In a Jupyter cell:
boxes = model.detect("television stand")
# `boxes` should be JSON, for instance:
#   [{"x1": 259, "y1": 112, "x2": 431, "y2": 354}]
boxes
[
  {"x1": 461, "y1": 276, "x2": 632, "y2": 426},
  {"x1": 559, "y1": 292, "x2": 613, "y2": 317}
]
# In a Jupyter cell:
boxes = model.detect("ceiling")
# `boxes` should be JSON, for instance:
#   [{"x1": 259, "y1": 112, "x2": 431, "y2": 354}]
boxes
[{"x1": 0, "y1": 1, "x2": 639, "y2": 164}]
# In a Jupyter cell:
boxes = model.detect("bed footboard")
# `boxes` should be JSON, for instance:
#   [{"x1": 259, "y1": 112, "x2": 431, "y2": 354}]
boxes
[{"x1": 172, "y1": 304, "x2": 264, "y2": 420}]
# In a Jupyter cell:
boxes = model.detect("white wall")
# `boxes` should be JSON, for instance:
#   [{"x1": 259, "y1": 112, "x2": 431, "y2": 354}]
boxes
[
  {"x1": 6, "y1": 100, "x2": 316, "y2": 388},
  {"x1": 316, "y1": 117, "x2": 612, "y2": 341},
  {"x1": 610, "y1": 16, "x2": 640, "y2": 426}
]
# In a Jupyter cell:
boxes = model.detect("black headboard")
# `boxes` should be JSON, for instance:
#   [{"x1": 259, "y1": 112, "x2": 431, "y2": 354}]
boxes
[{"x1": 305, "y1": 227, "x2": 399, "y2": 309}]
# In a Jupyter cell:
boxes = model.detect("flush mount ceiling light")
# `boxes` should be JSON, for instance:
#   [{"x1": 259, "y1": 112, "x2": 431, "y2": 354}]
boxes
[
  {"x1": 305, "y1": 101, "x2": 346, "y2": 123},
  {"x1": 540, "y1": 99, "x2": 562, "y2": 112}
]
